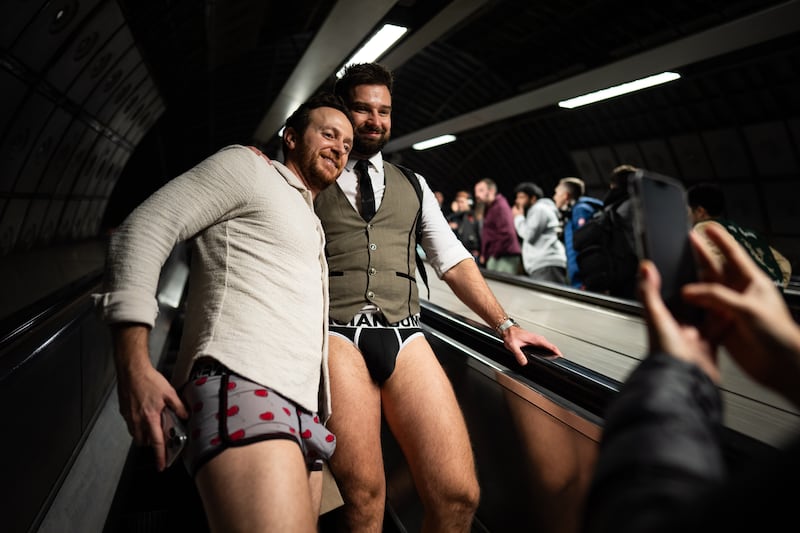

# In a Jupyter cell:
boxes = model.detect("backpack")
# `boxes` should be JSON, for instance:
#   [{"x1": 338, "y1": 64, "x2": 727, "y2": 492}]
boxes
[
  {"x1": 716, "y1": 218, "x2": 785, "y2": 287},
  {"x1": 571, "y1": 202, "x2": 638, "y2": 297},
  {"x1": 389, "y1": 163, "x2": 430, "y2": 299},
  {"x1": 565, "y1": 196, "x2": 604, "y2": 286}
]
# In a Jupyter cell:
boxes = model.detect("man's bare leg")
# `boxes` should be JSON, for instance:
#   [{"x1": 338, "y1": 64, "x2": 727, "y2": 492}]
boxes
[
  {"x1": 195, "y1": 439, "x2": 316, "y2": 533},
  {"x1": 383, "y1": 336, "x2": 480, "y2": 532},
  {"x1": 326, "y1": 335, "x2": 385, "y2": 533},
  {"x1": 309, "y1": 469, "x2": 323, "y2": 518}
]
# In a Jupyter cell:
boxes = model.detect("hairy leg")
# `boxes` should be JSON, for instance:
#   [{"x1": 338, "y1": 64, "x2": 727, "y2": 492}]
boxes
[
  {"x1": 382, "y1": 337, "x2": 480, "y2": 533},
  {"x1": 195, "y1": 439, "x2": 315, "y2": 533},
  {"x1": 326, "y1": 335, "x2": 384, "y2": 533},
  {"x1": 309, "y1": 469, "x2": 322, "y2": 519}
]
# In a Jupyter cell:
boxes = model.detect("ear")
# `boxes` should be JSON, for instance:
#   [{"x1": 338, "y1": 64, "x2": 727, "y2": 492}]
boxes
[
  {"x1": 691, "y1": 206, "x2": 709, "y2": 222},
  {"x1": 284, "y1": 127, "x2": 298, "y2": 151}
]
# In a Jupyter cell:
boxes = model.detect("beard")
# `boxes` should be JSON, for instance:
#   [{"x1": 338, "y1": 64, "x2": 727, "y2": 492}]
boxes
[
  {"x1": 297, "y1": 146, "x2": 342, "y2": 192},
  {"x1": 354, "y1": 125, "x2": 390, "y2": 156}
]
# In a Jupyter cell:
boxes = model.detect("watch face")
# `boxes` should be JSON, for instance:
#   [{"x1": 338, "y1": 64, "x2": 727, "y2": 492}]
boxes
[{"x1": 497, "y1": 317, "x2": 516, "y2": 333}]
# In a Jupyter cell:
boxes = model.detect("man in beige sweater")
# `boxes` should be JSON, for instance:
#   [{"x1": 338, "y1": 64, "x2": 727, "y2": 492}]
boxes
[{"x1": 95, "y1": 93, "x2": 353, "y2": 532}]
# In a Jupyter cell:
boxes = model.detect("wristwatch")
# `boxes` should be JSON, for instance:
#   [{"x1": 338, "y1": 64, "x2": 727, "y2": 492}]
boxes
[{"x1": 495, "y1": 316, "x2": 519, "y2": 335}]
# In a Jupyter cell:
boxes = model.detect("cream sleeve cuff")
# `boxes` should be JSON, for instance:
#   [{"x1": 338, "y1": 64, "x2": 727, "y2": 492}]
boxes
[{"x1": 92, "y1": 290, "x2": 159, "y2": 328}]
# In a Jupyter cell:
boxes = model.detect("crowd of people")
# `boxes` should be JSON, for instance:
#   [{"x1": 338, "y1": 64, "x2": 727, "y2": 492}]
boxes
[
  {"x1": 445, "y1": 165, "x2": 792, "y2": 299},
  {"x1": 96, "y1": 60, "x2": 797, "y2": 532}
]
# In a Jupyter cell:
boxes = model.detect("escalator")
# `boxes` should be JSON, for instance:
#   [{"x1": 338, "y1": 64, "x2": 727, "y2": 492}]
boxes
[{"x1": 4, "y1": 255, "x2": 783, "y2": 533}]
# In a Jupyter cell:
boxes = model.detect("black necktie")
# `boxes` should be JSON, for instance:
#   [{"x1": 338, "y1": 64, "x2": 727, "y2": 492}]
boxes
[{"x1": 355, "y1": 159, "x2": 375, "y2": 221}]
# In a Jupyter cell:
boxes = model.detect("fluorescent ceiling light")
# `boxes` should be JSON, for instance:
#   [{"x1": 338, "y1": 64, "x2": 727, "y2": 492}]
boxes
[
  {"x1": 412, "y1": 134, "x2": 456, "y2": 151},
  {"x1": 558, "y1": 71, "x2": 681, "y2": 109},
  {"x1": 336, "y1": 24, "x2": 408, "y2": 78}
]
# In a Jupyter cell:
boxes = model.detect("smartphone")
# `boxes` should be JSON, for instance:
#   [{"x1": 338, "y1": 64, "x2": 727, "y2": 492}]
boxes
[
  {"x1": 161, "y1": 407, "x2": 188, "y2": 468},
  {"x1": 629, "y1": 169, "x2": 703, "y2": 325}
]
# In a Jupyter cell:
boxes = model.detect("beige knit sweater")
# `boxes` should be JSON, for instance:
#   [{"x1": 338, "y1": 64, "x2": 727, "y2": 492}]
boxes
[{"x1": 95, "y1": 145, "x2": 330, "y2": 418}]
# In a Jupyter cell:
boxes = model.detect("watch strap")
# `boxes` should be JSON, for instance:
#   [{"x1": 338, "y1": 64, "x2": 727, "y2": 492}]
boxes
[{"x1": 495, "y1": 317, "x2": 518, "y2": 335}]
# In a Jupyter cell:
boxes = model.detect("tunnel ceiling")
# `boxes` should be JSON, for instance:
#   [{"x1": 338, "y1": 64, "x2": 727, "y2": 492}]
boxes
[{"x1": 1, "y1": 0, "x2": 798, "y2": 254}]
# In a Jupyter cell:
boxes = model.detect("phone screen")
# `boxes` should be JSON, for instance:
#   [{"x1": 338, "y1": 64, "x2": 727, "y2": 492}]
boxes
[{"x1": 629, "y1": 170, "x2": 703, "y2": 325}]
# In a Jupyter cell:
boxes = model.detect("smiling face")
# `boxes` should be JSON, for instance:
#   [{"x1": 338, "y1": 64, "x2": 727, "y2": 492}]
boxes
[
  {"x1": 284, "y1": 106, "x2": 353, "y2": 195},
  {"x1": 347, "y1": 84, "x2": 392, "y2": 157}
]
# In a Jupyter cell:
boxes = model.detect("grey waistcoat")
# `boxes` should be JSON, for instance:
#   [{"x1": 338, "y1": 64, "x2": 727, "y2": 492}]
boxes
[{"x1": 315, "y1": 163, "x2": 421, "y2": 323}]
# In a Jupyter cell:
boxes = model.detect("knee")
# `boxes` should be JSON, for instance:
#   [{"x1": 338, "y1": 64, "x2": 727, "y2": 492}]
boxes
[
  {"x1": 426, "y1": 478, "x2": 480, "y2": 518},
  {"x1": 335, "y1": 467, "x2": 385, "y2": 510},
  {"x1": 336, "y1": 474, "x2": 386, "y2": 531},
  {"x1": 426, "y1": 487, "x2": 480, "y2": 530},
  {"x1": 344, "y1": 478, "x2": 385, "y2": 509},
  {"x1": 455, "y1": 481, "x2": 481, "y2": 515}
]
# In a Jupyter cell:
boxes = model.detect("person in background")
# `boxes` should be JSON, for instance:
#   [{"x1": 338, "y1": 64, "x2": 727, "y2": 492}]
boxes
[
  {"x1": 316, "y1": 62, "x2": 562, "y2": 533},
  {"x1": 687, "y1": 182, "x2": 791, "y2": 289},
  {"x1": 94, "y1": 93, "x2": 353, "y2": 532},
  {"x1": 555, "y1": 177, "x2": 603, "y2": 288},
  {"x1": 474, "y1": 177, "x2": 522, "y2": 274},
  {"x1": 511, "y1": 181, "x2": 567, "y2": 283},
  {"x1": 574, "y1": 164, "x2": 638, "y2": 298},
  {"x1": 434, "y1": 190, "x2": 447, "y2": 214},
  {"x1": 447, "y1": 189, "x2": 481, "y2": 261},
  {"x1": 582, "y1": 223, "x2": 800, "y2": 533}
]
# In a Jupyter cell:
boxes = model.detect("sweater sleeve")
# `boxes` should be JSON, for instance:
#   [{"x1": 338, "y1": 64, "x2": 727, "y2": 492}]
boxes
[
  {"x1": 95, "y1": 146, "x2": 258, "y2": 326},
  {"x1": 581, "y1": 352, "x2": 726, "y2": 533},
  {"x1": 514, "y1": 202, "x2": 546, "y2": 243}
]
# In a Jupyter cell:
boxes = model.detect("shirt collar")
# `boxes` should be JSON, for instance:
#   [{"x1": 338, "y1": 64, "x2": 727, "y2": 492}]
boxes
[{"x1": 347, "y1": 152, "x2": 383, "y2": 172}]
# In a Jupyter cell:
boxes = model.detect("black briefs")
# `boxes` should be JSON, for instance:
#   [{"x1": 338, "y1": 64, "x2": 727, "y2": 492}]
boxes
[{"x1": 330, "y1": 312, "x2": 424, "y2": 384}]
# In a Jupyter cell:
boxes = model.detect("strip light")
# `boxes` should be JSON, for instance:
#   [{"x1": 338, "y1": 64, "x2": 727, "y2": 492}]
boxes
[
  {"x1": 336, "y1": 24, "x2": 408, "y2": 78},
  {"x1": 558, "y1": 71, "x2": 681, "y2": 109},
  {"x1": 412, "y1": 134, "x2": 456, "y2": 151}
]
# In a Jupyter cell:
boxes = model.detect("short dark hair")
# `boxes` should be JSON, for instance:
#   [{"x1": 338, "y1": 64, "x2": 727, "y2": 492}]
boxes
[
  {"x1": 687, "y1": 183, "x2": 726, "y2": 217},
  {"x1": 514, "y1": 182, "x2": 544, "y2": 199},
  {"x1": 282, "y1": 92, "x2": 352, "y2": 151},
  {"x1": 609, "y1": 164, "x2": 638, "y2": 188},
  {"x1": 558, "y1": 177, "x2": 585, "y2": 199},
  {"x1": 478, "y1": 177, "x2": 497, "y2": 191},
  {"x1": 334, "y1": 63, "x2": 394, "y2": 104}
]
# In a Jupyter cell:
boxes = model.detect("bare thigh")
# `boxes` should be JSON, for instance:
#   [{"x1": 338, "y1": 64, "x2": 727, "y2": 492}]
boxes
[
  {"x1": 381, "y1": 336, "x2": 478, "y2": 503},
  {"x1": 309, "y1": 469, "x2": 322, "y2": 516},
  {"x1": 326, "y1": 335, "x2": 384, "y2": 492},
  {"x1": 195, "y1": 439, "x2": 315, "y2": 533}
]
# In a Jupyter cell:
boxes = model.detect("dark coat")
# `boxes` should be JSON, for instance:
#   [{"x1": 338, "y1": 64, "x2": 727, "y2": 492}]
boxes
[{"x1": 582, "y1": 351, "x2": 800, "y2": 533}]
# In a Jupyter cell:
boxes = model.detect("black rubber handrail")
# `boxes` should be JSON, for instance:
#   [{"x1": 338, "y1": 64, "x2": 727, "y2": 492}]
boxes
[
  {"x1": 0, "y1": 269, "x2": 104, "y2": 353},
  {"x1": 420, "y1": 299, "x2": 621, "y2": 419}
]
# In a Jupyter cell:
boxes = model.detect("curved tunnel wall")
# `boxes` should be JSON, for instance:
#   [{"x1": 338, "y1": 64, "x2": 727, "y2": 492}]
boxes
[
  {"x1": 0, "y1": 0, "x2": 162, "y2": 259},
  {"x1": 0, "y1": 3, "x2": 796, "y2": 531}
]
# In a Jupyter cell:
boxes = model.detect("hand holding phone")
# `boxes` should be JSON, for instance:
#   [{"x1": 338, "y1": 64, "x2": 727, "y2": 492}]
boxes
[
  {"x1": 629, "y1": 169, "x2": 703, "y2": 325},
  {"x1": 161, "y1": 407, "x2": 188, "y2": 468}
]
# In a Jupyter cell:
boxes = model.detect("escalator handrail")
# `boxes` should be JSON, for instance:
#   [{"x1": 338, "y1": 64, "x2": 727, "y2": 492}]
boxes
[
  {"x1": 0, "y1": 268, "x2": 103, "y2": 354},
  {"x1": 420, "y1": 299, "x2": 622, "y2": 419},
  {"x1": 420, "y1": 299, "x2": 777, "y2": 467}
]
